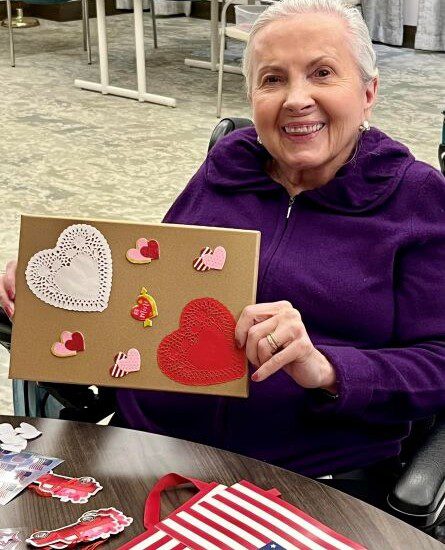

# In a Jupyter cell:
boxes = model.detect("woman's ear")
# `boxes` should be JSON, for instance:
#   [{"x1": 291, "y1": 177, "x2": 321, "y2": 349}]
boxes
[{"x1": 364, "y1": 76, "x2": 379, "y2": 119}]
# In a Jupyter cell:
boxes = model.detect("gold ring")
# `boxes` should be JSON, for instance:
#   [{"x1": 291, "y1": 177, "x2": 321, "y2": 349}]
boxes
[{"x1": 266, "y1": 332, "x2": 280, "y2": 353}]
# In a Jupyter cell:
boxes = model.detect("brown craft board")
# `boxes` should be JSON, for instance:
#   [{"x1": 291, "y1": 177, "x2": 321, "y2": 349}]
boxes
[{"x1": 9, "y1": 215, "x2": 261, "y2": 398}]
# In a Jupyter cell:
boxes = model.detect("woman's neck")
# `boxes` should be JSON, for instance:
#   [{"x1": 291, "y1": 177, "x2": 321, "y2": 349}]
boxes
[{"x1": 268, "y1": 137, "x2": 360, "y2": 197}]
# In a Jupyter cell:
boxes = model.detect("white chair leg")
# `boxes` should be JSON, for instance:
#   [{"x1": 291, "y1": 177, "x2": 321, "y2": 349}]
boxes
[
  {"x1": 82, "y1": 0, "x2": 92, "y2": 64},
  {"x1": 149, "y1": 0, "x2": 157, "y2": 49},
  {"x1": 6, "y1": 0, "x2": 15, "y2": 67},
  {"x1": 216, "y1": 2, "x2": 230, "y2": 117}
]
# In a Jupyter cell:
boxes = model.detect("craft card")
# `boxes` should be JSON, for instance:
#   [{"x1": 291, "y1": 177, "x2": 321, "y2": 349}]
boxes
[{"x1": 10, "y1": 215, "x2": 260, "y2": 398}]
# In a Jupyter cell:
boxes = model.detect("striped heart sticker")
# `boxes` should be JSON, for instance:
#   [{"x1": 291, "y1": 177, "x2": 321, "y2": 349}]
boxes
[
  {"x1": 193, "y1": 246, "x2": 226, "y2": 272},
  {"x1": 193, "y1": 246, "x2": 212, "y2": 272}
]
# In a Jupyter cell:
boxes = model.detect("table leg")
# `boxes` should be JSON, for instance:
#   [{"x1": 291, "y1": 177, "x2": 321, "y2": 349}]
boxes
[
  {"x1": 134, "y1": 0, "x2": 147, "y2": 100},
  {"x1": 97, "y1": 0, "x2": 109, "y2": 92},
  {"x1": 74, "y1": 0, "x2": 176, "y2": 106}
]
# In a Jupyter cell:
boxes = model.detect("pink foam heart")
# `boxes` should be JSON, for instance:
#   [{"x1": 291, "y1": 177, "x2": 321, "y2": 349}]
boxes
[
  {"x1": 126, "y1": 238, "x2": 152, "y2": 264},
  {"x1": 51, "y1": 342, "x2": 77, "y2": 358},
  {"x1": 201, "y1": 246, "x2": 226, "y2": 270},
  {"x1": 116, "y1": 348, "x2": 141, "y2": 373},
  {"x1": 60, "y1": 331, "x2": 73, "y2": 344}
]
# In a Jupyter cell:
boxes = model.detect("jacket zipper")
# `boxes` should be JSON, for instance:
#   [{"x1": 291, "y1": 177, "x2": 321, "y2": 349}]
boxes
[
  {"x1": 286, "y1": 196, "x2": 296, "y2": 220},
  {"x1": 258, "y1": 194, "x2": 296, "y2": 298}
]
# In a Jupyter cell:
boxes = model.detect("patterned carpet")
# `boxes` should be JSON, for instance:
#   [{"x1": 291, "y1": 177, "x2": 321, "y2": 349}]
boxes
[{"x1": 0, "y1": 13, "x2": 443, "y2": 414}]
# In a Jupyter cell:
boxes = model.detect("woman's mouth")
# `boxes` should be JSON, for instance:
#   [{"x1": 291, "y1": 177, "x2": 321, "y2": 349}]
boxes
[{"x1": 281, "y1": 122, "x2": 326, "y2": 141}]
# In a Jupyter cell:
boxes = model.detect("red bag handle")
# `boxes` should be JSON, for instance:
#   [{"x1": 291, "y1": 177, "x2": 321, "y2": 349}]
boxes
[{"x1": 144, "y1": 472, "x2": 214, "y2": 529}]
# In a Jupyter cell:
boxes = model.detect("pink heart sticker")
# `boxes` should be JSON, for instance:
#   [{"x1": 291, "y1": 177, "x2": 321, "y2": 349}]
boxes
[
  {"x1": 126, "y1": 238, "x2": 151, "y2": 264},
  {"x1": 126, "y1": 238, "x2": 160, "y2": 264},
  {"x1": 51, "y1": 341, "x2": 77, "y2": 358},
  {"x1": 110, "y1": 349, "x2": 141, "y2": 377},
  {"x1": 51, "y1": 331, "x2": 85, "y2": 358},
  {"x1": 201, "y1": 246, "x2": 226, "y2": 270}
]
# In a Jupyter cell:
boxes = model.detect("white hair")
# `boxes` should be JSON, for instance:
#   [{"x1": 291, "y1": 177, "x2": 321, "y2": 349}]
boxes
[{"x1": 242, "y1": 0, "x2": 378, "y2": 95}]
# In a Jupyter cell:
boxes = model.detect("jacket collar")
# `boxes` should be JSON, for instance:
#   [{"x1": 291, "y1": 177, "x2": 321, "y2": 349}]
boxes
[{"x1": 207, "y1": 126, "x2": 415, "y2": 213}]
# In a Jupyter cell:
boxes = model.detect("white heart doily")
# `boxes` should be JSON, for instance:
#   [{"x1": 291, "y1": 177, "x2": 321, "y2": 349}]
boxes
[{"x1": 25, "y1": 224, "x2": 112, "y2": 312}]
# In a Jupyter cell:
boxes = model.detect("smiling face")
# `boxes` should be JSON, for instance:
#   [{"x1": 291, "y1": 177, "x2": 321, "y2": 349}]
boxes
[{"x1": 250, "y1": 12, "x2": 378, "y2": 186}]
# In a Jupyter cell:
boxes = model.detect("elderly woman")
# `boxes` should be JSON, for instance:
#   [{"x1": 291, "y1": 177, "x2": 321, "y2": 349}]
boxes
[{"x1": 1, "y1": 0, "x2": 445, "y2": 505}]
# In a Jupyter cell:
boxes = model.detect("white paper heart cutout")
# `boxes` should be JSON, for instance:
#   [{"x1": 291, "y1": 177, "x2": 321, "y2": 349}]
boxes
[
  {"x1": 16, "y1": 422, "x2": 42, "y2": 440},
  {"x1": 26, "y1": 224, "x2": 112, "y2": 312}
]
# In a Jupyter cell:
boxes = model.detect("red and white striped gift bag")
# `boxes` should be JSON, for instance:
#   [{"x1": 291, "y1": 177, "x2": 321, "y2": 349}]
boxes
[
  {"x1": 119, "y1": 474, "x2": 367, "y2": 550},
  {"x1": 156, "y1": 480, "x2": 367, "y2": 550}
]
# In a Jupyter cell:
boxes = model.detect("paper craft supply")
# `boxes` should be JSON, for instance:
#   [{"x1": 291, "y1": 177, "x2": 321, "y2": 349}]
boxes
[
  {"x1": 110, "y1": 349, "x2": 141, "y2": 378},
  {"x1": 131, "y1": 287, "x2": 158, "y2": 327},
  {"x1": 15, "y1": 422, "x2": 41, "y2": 440},
  {"x1": 29, "y1": 470, "x2": 102, "y2": 503},
  {"x1": 0, "y1": 450, "x2": 62, "y2": 505},
  {"x1": 0, "y1": 529, "x2": 22, "y2": 550},
  {"x1": 11, "y1": 216, "x2": 260, "y2": 398},
  {"x1": 158, "y1": 297, "x2": 246, "y2": 386},
  {"x1": 51, "y1": 331, "x2": 85, "y2": 358},
  {"x1": 26, "y1": 508, "x2": 133, "y2": 548},
  {"x1": 25, "y1": 223, "x2": 112, "y2": 312},
  {"x1": 0, "y1": 422, "x2": 41, "y2": 452},
  {"x1": 126, "y1": 238, "x2": 160, "y2": 264},
  {"x1": 155, "y1": 480, "x2": 367, "y2": 550}
]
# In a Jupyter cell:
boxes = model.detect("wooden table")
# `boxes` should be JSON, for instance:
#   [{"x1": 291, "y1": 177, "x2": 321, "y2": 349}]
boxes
[{"x1": 0, "y1": 415, "x2": 442, "y2": 549}]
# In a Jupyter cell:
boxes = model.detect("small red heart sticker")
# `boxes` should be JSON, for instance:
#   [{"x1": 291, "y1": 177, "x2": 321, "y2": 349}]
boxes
[
  {"x1": 157, "y1": 297, "x2": 246, "y2": 386},
  {"x1": 65, "y1": 332, "x2": 85, "y2": 352}
]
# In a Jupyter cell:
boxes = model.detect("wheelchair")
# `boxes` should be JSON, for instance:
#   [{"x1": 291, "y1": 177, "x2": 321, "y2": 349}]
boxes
[{"x1": 1, "y1": 113, "x2": 445, "y2": 539}]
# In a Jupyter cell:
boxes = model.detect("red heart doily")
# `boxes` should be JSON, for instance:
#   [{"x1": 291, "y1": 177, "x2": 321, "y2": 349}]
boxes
[{"x1": 157, "y1": 297, "x2": 246, "y2": 386}]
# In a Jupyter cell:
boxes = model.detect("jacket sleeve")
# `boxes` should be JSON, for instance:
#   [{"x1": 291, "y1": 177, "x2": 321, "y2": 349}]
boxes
[{"x1": 311, "y1": 168, "x2": 445, "y2": 423}]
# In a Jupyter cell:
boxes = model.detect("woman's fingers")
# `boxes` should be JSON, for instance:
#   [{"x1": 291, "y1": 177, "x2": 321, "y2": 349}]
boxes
[
  {"x1": 4, "y1": 260, "x2": 17, "y2": 301},
  {"x1": 252, "y1": 338, "x2": 313, "y2": 382},
  {"x1": 245, "y1": 316, "x2": 277, "y2": 367},
  {"x1": 235, "y1": 301, "x2": 293, "y2": 348},
  {"x1": 0, "y1": 260, "x2": 17, "y2": 318},
  {"x1": 0, "y1": 282, "x2": 14, "y2": 318}
]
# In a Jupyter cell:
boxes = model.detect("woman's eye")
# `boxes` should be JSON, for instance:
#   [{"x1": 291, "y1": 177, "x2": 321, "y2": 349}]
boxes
[
  {"x1": 314, "y1": 68, "x2": 332, "y2": 78},
  {"x1": 263, "y1": 75, "x2": 282, "y2": 84}
]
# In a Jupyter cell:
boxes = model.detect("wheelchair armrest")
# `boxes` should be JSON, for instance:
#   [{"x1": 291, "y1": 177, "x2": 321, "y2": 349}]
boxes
[
  {"x1": 388, "y1": 417, "x2": 445, "y2": 528},
  {"x1": 0, "y1": 308, "x2": 12, "y2": 350},
  {"x1": 208, "y1": 117, "x2": 253, "y2": 152}
]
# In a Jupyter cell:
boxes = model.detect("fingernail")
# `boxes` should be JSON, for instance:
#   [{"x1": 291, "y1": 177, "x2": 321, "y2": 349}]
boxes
[
  {"x1": 4, "y1": 306, "x2": 12, "y2": 319},
  {"x1": 251, "y1": 372, "x2": 259, "y2": 382},
  {"x1": 8, "y1": 290, "x2": 15, "y2": 301},
  {"x1": 235, "y1": 339, "x2": 242, "y2": 349}
]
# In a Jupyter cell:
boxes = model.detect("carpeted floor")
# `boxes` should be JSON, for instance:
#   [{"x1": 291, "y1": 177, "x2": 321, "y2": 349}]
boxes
[{"x1": 0, "y1": 13, "x2": 443, "y2": 414}]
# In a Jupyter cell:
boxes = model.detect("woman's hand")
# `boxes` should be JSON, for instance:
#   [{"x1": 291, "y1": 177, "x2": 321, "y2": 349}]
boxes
[
  {"x1": 235, "y1": 301, "x2": 337, "y2": 393},
  {"x1": 0, "y1": 260, "x2": 17, "y2": 319}
]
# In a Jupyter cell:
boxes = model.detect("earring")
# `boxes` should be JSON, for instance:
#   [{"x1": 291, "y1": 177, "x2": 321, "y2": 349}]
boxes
[
  {"x1": 257, "y1": 135, "x2": 263, "y2": 145},
  {"x1": 359, "y1": 120, "x2": 371, "y2": 132}
]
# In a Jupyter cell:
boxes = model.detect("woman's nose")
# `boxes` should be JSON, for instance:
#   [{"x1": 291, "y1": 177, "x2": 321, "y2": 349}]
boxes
[{"x1": 282, "y1": 82, "x2": 316, "y2": 113}]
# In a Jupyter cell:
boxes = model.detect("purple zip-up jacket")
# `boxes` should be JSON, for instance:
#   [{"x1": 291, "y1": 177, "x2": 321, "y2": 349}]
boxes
[{"x1": 116, "y1": 127, "x2": 445, "y2": 477}]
